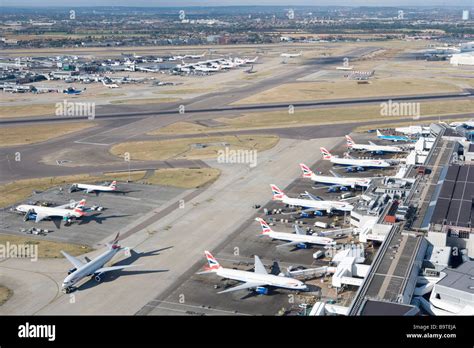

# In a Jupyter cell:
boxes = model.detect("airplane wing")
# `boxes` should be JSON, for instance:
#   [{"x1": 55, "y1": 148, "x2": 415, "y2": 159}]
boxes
[
  {"x1": 217, "y1": 281, "x2": 266, "y2": 294},
  {"x1": 305, "y1": 191, "x2": 323, "y2": 201},
  {"x1": 276, "y1": 241, "x2": 300, "y2": 249},
  {"x1": 35, "y1": 213, "x2": 49, "y2": 223},
  {"x1": 254, "y1": 255, "x2": 268, "y2": 275},
  {"x1": 56, "y1": 201, "x2": 77, "y2": 209},
  {"x1": 61, "y1": 251, "x2": 85, "y2": 269},
  {"x1": 94, "y1": 265, "x2": 137, "y2": 274},
  {"x1": 294, "y1": 224, "x2": 305, "y2": 236},
  {"x1": 368, "y1": 141, "x2": 377, "y2": 146}
]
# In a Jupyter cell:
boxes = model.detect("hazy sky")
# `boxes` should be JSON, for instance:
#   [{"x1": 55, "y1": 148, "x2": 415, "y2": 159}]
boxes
[{"x1": 2, "y1": 0, "x2": 473, "y2": 6}]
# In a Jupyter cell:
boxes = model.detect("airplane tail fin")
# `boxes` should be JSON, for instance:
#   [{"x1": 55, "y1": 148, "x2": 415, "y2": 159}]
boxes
[
  {"x1": 110, "y1": 180, "x2": 117, "y2": 190},
  {"x1": 204, "y1": 251, "x2": 221, "y2": 271},
  {"x1": 270, "y1": 184, "x2": 286, "y2": 201},
  {"x1": 376, "y1": 129, "x2": 382, "y2": 137},
  {"x1": 74, "y1": 199, "x2": 86, "y2": 214},
  {"x1": 299, "y1": 163, "x2": 313, "y2": 178},
  {"x1": 255, "y1": 218, "x2": 272, "y2": 235},
  {"x1": 320, "y1": 147, "x2": 332, "y2": 160},
  {"x1": 345, "y1": 135, "x2": 355, "y2": 148},
  {"x1": 108, "y1": 232, "x2": 121, "y2": 250}
]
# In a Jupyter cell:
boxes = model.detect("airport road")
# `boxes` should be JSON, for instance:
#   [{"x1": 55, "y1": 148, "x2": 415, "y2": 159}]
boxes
[{"x1": 0, "y1": 136, "x2": 340, "y2": 315}]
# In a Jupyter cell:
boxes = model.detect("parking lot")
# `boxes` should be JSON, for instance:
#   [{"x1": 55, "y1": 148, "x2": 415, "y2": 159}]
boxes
[
  {"x1": 0, "y1": 182, "x2": 187, "y2": 246},
  {"x1": 141, "y1": 132, "x2": 396, "y2": 316}
]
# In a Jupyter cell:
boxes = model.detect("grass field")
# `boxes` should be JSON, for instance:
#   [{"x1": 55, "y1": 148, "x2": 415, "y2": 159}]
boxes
[
  {"x1": 143, "y1": 168, "x2": 221, "y2": 189},
  {"x1": 0, "y1": 286, "x2": 13, "y2": 306},
  {"x1": 0, "y1": 104, "x2": 56, "y2": 118},
  {"x1": 149, "y1": 100, "x2": 474, "y2": 135},
  {"x1": 0, "y1": 122, "x2": 96, "y2": 147},
  {"x1": 110, "y1": 135, "x2": 279, "y2": 161},
  {"x1": 232, "y1": 78, "x2": 463, "y2": 105},
  {"x1": 0, "y1": 234, "x2": 93, "y2": 258}
]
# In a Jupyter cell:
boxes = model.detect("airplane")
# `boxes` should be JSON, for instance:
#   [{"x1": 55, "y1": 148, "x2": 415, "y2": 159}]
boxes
[
  {"x1": 320, "y1": 147, "x2": 392, "y2": 172},
  {"x1": 449, "y1": 119, "x2": 474, "y2": 129},
  {"x1": 299, "y1": 163, "x2": 372, "y2": 191},
  {"x1": 395, "y1": 125, "x2": 431, "y2": 136},
  {"x1": 102, "y1": 80, "x2": 119, "y2": 88},
  {"x1": 256, "y1": 218, "x2": 336, "y2": 249},
  {"x1": 280, "y1": 51, "x2": 302, "y2": 58},
  {"x1": 183, "y1": 52, "x2": 207, "y2": 59},
  {"x1": 376, "y1": 130, "x2": 412, "y2": 142},
  {"x1": 270, "y1": 184, "x2": 353, "y2": 214},
  {"x1": 70, "y1": 181, "x2": 117, "y2": 194},
  {"x1": 345, "y1": 135, "x2": 404, "y2": 154},
  {"x1": 16, "y1": 199, "x2": 87, "y2": 223},
  {"x1": 193, "y1": 65, "x2": 221, "y2": 72},
  {"x1": 61, "y1": 233, "x2": 136, "y2": 293},
  {"x1": 197, "y1": 251, "x2": 307, "y2": 294},
  {"x1": 62, "y1": 87, "x2": 83, "y2": 95}
]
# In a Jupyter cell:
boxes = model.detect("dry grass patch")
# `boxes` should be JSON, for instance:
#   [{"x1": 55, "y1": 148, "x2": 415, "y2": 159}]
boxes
[
  {"x1": 0, "y1": 234, "x2": 92, "y2": 259},
  {"x1": 110, "y1": 135, "x2": 279, "y2": 161},
  {"x1": 0, "y1": 122, "x2": 96, "y2": 147},
  {"x1": 0, "y1": 104, "x2": 56, "y2": 118},
  {"x1": 232, "y1": 78, "x2": 462, "y2": 105},
  {"x1": 0, "y1": 286, "x2": 13, "y2": 306}
]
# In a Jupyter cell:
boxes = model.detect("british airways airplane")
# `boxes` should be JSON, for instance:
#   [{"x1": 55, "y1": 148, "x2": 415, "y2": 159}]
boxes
[{"x1": 320, "y1": 147, "x2": 391, "y2": 172}]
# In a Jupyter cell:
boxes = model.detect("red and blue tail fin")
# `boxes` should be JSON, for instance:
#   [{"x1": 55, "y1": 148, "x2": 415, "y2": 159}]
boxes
[
  {"x1": 204, "y1": 251, "x2": 221, "y2": 270},
  {"x1": 270, "y1": 184, "x2": 286, "y2": 201},
  {"x1": 110, "y1": 180, "x2": 117, "y2": 190},
  {"x1": 345, "y1": 135, "x2": 355, "y2": 148},
  {"x1": 299, "y1": 163, "x2": 313, "y2": 178},
  {"x1": 255, "y1": 218, "x2": 272, "y2": 234},
  {"x1": 320, "y1": 147, "x2": 332, "y2": 160}
]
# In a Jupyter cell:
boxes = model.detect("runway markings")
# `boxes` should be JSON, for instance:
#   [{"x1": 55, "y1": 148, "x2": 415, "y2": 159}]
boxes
[
  {"x1": 145, "y1": 299, "x2": 252, "y2": 316},
  {"x1": 74, "y1": 140, "x2": 110, "y2": 146}
]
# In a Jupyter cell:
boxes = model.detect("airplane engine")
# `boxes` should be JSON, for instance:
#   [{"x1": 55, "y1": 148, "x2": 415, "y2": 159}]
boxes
[
  {"x1": 67, "y1": 268, "x2": 77, "y2": 275},
  {"x1": 296, "y1": 243, "x2": 308, "y2": 249},
  {"x1": 94, "y1": 273, "x2": 103, "y2": 282},
  {"x1": 255, "y1": 287, "x2": 269, "y2": 295}
]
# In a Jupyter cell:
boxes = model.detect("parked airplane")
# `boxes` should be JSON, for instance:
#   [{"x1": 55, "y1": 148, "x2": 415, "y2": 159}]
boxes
[
  {"x1": 102, "y1": 80, "x2": 119, "y2": 88},
  {"x1": 345, "y1": 135, "x2": 404, "y2": 154},
  {"x1": 184, "y1": 52, "x2": 207, "y2": 59},
  {"x1": 198, "y1": 251, "x2": 307, "y2": 294},
  {"x1": 281, "y1": 51, "x2": 302, "y2": 58},
  {"x1": 270, "y1": 184, "x2": 353, "y2": 214},
  {"x1": 320, "y1": 147, "x2": 391, "y2": 172},
  {"x1": 61, "y1": 233, "x2": 136, "y2": 293},
  {"x1": 70, "y1": 181, "x2": 117, "y2": 194},
  {"x1": 299, "y1": 163, "x2": 371, "y2": 190},
  {"x1": 62, "y1": 87, "x2": 83, "y2": 95},
  {"x1": 450, "y1": 119, "x2": 474, "y2": 129},
  {"x1": 256, "y1": 218, "x2": 335, "y2": 248},
  {"x1": 395, "y1": 125, "x2": 430, "y2": 136},
  {"x1": 16, "y1": 199, "x2": 87, "y2": 223},
  {"x1": 376, "y1": 130, "x2": 412, "y2": 142}
]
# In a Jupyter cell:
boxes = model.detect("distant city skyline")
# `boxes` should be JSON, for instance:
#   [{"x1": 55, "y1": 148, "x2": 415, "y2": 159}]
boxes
[{"x1": 2, "y1": 0, "x2": 473, "y2": 7}]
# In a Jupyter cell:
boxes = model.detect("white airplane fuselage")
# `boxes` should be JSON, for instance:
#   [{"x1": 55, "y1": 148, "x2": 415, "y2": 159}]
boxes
[
  {"x1": 264, "y1": 230, "x2": 335, "y2": 246},
  {"x1": 309, "y1": 173, "x2": 371, "y2": 188},
  {"x1": 62, "y1": 248, "x2": 119, "y2": 289},
  {"x1": 280, "y1": 196, "x2": 353, "y2": 212},
  {"x1": 329, "y1": 157, "x2": 391, "y2": 168},
  {"x1": 16, "y1": 205, "x2": 82, "y2": 220},
  {"x1": 349, "y1": 143, "x2": 404, "y2": 153},
  {"x1": 75, "y1": 183, "x2": 115, "y2": 192},
  {"x1": 214, "y1": 267, "x2": 306, "y2": 290}
]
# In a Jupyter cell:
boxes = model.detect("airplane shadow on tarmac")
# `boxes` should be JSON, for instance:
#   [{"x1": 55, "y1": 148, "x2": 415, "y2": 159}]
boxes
[{"x1": 74, "y1": 247, "x2": 172, "y2": 292}]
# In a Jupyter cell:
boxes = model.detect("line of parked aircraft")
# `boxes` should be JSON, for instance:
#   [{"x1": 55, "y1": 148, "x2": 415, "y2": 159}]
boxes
[{"x1": 174, "y1": 56, "x2": 258, "y2": 74}]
